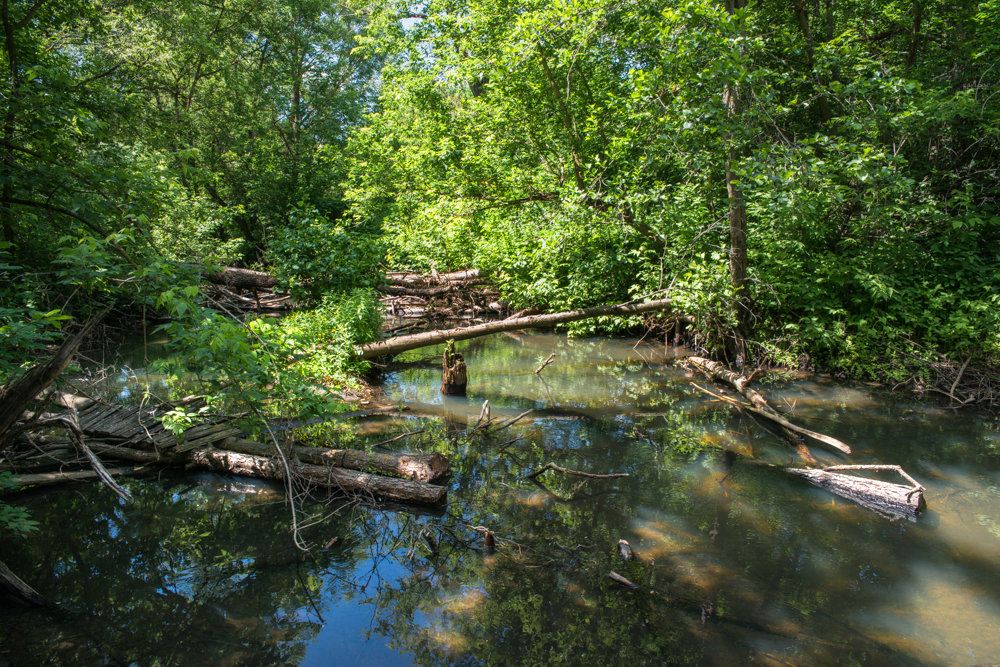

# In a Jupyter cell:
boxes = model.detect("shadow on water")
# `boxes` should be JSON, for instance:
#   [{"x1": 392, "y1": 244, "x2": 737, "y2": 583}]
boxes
[{"x1": 2, "y1": 333, "x2": 1000, "y2": 665}]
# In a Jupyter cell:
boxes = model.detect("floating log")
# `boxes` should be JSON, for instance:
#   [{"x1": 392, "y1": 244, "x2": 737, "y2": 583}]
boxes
[
  {"x1": 687, "y1": 356, "x2": 852, "y2": 455},
  {"x1": 441, "y1": 340, "x2": 467, "y2": 396},
  {"x1": 218, "y1": 437, "x2": 450, "y2": 482},
  {"x1": 787, "y1": 465, "x2": 925, "y2": 520},
  {"x1": 356, "y1": 297, "x2": 679, "y2": 359}
]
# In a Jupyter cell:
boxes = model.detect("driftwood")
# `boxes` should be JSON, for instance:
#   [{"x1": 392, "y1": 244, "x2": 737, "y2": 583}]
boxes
[
  {"x1": 609, "y1": 571, "x2": 639, "y2": 589},
  {"x1": 4, "y1": 466, "x2": 151, "y2": 490},
  {"x1": 687, "y1": 356, "x2": 852, "y2": 455},
  {"x1": 788, "y1": 465, "x2": 925, "y2": 520},
  {"x1": 357, "y1": 297, "x2": 677, "y2": 359}
]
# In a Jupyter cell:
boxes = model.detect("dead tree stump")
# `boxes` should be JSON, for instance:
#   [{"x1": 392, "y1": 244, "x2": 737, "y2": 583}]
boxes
[{"x1": 441, "y1": 340, "x2": 467, "y2": 396}]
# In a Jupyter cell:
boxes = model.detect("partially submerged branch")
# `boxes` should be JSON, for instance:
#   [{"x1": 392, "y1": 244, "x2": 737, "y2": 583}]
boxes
[{"x1": 686, "y1": 356, "x2": 852, "y2": 455}]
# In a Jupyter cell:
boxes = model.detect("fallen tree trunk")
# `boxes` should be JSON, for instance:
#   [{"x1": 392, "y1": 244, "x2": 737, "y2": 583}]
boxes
[
  {"x1": 687, "y1": 356, "x2": 852, "y2": 455},
  {"x1": 218, "y1": 437, "x2": 450, "y2": 482},
  {"x1": 0, "y1": 313, "x2": 104, "y2": 445},
  {"x1": 386, "y1": 269, "x2": 481, "y2": 286},
  {"x1": 188, "y1": 446, "x2": 446, "y2": 505},
  {"x1": 4, "y1": 466, "x2": 152, "y2": 489},
  {"x1": 356, "y1": 297, "x2": 679, "y2": 359},
  {"x1": 79, "y1": 440, "x2": 447, "y2": 504},
  {"x1": 202, "y1": 266, "x2": 278, "y2": 290},
  {"x1": 788, "y1": 465, "x2": 925, "y2": 520}
]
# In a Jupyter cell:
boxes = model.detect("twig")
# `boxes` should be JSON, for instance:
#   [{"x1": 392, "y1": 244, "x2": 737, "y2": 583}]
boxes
[
  {"x1": 533, "y1": 353, "x2": 556, "y2": 375},
  {"x1": 372, "y1": 429, "x2": 424, "y2": 449},
  {"x1": 526, "y1": 462, "x2": 629, "y2": 480},
  {"x1": 492, "y1": 409, "x2": 534, "y2": 432}
]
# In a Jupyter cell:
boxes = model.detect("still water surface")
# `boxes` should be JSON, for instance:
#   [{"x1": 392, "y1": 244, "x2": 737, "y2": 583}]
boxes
[{"x1": 2, "y1": 333, "x2": 999, "y2": 665}]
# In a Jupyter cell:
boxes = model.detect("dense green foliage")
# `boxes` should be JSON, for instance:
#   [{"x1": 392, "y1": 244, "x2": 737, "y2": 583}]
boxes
[
  {"x1": 2, "y1": 0, "x2": 999, "y2": 417},
  {"x1": 350, "y1": 0, "x2": 1000, "y2": 371}
]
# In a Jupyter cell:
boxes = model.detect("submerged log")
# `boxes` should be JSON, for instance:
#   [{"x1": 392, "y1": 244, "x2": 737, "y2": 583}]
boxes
[
  {"x1": 441, "y1": 340, "x2": 467, "y2": 396},
  {"x1": 787, "y1": 465, "x2": 925, "y2": 520},
  {"x1": 357, "y1": 297, "x2": 679, "y2": 359}
]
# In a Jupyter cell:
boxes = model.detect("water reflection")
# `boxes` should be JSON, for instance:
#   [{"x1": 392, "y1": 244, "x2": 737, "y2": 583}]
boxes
[{"x1": 3, "y1": 333, "x2": 1000, "y2": 665}]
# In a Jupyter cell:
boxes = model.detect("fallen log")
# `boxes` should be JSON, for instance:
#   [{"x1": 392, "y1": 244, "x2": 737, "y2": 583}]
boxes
[
  {"x1": 355, "y1": 297, "x2": 679, "y2": 359},
  {"x1": 218, "y1": 437, "x2": 450, "y2": 482},
  {"x1": 0, "y1": 313, "x2": 104, "y2": 446},
  {"x1": 202, "y1": 266, "x2": 278, "y2": 290},
  {"x1": 81, "y1": 440, "x2": 446, "y2": 504},
  {"x1": 4, "y1": 466, "x2": 153, "y2": 490},
  {"x1": 188, "y1": 446, "x2": 446, "y2": 505},
  {"x1": 386, "y1": 269, "x2": 481, "y2": 286},
  {"x1": 788, "y1": 465, "x2": 925, "y2": 520},
  {"x1": 687, "y1": 356, "x2": 852, "y2": 455}
]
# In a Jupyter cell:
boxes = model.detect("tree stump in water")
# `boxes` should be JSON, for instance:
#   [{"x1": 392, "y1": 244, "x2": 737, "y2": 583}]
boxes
[{"x1": 441, "y1": 340, "x2": 467, "y2": 396}]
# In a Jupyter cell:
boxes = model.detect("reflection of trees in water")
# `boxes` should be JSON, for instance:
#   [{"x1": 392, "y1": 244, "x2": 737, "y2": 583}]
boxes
[
  {"x1": 4, "y1": 361, "x2": 1000, "y2": 665},
  {"x1": 0, "y1": 475, "x2": 373, "y2": 665}
]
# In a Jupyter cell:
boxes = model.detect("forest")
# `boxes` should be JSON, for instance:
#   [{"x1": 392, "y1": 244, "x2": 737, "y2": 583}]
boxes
[{"x1": 1, "y1": 0, "x2": 999, "y2": 663}]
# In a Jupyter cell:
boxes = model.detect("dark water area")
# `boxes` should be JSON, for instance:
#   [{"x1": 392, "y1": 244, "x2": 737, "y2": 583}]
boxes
[{"x1": 3, "y1": 333, "x2": 1000, "y2": 665}]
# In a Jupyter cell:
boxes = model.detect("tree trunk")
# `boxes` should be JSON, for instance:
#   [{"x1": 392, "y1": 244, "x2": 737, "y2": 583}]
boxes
[
  {"x1": 202, "y1": 265, "x2": 278, "y2": 290},
  {"x1": 355, "y1": 297, "x2": 680, "y2": 359},
  {"x1": 219, "y1": 437, "x2": 450, "y2": 483},
  {"x1": 0, "y1": 314, "x2": 104, "y2": 446},
  {"x1": 81, "y1": 440, "x2": 447, "y2": 505},
  {"x1": 441, "y1": 340, "x2": 467, "y2": 396},
  {"x1": 188, "y1": 446, "x2": 446, "y2": 504},
  {"x1": 723, "y1": 0, "x2": 750, "y2": 349},
  {"x1": 788, "y1": 465, "x2": 925, "y2": 520}
]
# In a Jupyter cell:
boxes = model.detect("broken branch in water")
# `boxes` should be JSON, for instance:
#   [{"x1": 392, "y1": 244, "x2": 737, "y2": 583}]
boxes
[
  {"x1": 534, "y1": 353, "x2": 556, "y2": 375},
  {"x1": 686, "y1": 356, "x2": 852, "y2": 455},
  {"x1": 526, "y1": 462, "x2": 629, "y2": 480}
]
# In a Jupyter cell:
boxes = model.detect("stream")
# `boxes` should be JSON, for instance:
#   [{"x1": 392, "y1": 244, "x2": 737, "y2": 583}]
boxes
[{"x1": 2, "y1": 332, "x2": 999, "y2": 665}]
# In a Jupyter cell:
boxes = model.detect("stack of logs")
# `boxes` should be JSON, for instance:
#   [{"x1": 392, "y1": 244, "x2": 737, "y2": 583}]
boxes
[{"x1": 379, "y1": 269, "x2": 507, "y2": 323}]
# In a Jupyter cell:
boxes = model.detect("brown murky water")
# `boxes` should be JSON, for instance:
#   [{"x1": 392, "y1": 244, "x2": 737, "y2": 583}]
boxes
[{"x1": 2, "y1": 333, "x2": 999, "y2": 665}]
